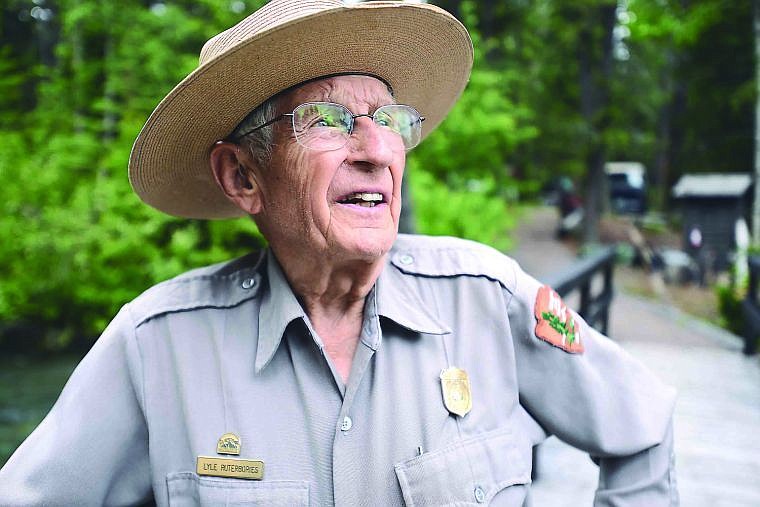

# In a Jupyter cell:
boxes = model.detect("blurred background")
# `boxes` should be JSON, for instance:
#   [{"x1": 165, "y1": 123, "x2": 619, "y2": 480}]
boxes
[{"x1": 1, "y1": 0, "x2": 758, "y2": 504}]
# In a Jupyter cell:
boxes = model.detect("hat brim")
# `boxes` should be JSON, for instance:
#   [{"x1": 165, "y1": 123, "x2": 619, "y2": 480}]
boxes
[{"x1": 129, "y1": 1, "x2": 473, "y2": 219}]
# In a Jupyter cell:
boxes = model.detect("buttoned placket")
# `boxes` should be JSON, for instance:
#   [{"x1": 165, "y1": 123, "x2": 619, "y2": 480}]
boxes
[
  {"x1": 330, "y1": 287, "x2": 382, "y2": 506},
  {"x1": 279, "y1": 281, "x2": 384, "y2": 505}
]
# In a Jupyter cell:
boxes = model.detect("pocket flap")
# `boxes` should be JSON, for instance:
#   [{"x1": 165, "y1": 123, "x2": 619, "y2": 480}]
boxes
[
  {"x1": 394, "y1": 428, "x2": 531, "y2": 506},
  {"x1": 166, "y1": 472, "x2": 309, "y2": 506}
]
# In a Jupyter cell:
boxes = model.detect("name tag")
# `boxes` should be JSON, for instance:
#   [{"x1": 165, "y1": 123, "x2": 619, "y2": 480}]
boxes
[{"x1": 196, "y1": 456, "x2": 264, "y2": 480}]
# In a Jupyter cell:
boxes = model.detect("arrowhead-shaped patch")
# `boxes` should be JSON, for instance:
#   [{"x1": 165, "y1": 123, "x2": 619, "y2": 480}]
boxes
[{"x1": 534, "y1": 285, "x2": 584, "y2": 354}]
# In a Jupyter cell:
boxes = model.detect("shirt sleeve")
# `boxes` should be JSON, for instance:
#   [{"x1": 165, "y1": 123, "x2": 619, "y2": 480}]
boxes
[
  {"x1": 507, "y1": 260, "x2": 678, "y2": 506},
  {"x1": 0, "y1": 305, "x2": 152, "y2": 506},
  {"x1": 594, "y1": 423, "x2": 678, "y2": 506}
]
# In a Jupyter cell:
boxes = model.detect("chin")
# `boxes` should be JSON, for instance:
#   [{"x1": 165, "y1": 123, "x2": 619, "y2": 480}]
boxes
[{"x1": 334, "y1": 231, "x2": 396, "y2": 263}]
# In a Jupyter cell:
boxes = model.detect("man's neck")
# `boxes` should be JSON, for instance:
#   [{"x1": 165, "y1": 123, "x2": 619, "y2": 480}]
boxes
[{"x1": 271, "y1": 248, "x2": 385, "y2": 383}]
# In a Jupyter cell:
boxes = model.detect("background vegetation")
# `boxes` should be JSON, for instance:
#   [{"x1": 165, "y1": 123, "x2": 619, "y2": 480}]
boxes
[{"x1": 0, "y1": 0, "x2": 754, "y2": 354}]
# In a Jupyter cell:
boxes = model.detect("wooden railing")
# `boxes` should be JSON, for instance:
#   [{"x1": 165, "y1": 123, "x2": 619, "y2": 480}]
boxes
[
  {"x1": 545, "y1": 246, "x2": 617, "y2": 335},
  {"x1": 741, "y1": 255, "x2": 760, "y2": 355}
]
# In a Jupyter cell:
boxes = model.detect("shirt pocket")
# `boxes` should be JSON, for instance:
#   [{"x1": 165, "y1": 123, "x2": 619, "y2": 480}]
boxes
[
  {"x1": 166, "y1": 472, "x2": 309, "y2": 506},
  {"x1": 394, "y1": 426, "x2": 531, "y2": 506}
]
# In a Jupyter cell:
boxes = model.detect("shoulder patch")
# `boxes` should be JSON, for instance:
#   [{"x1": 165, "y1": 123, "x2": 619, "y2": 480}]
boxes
[{"x1": 534, "y1": 285, "x2": 583, "y2": 354}]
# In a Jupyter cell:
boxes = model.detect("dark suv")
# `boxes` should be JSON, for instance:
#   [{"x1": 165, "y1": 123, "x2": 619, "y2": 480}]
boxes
[{"x1": 606, "y1": 162, "x2": 646, "y2": 214}]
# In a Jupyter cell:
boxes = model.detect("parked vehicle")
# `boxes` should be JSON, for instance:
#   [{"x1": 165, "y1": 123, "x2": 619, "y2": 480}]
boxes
[{"x1": 605, "y1": 162, "x2": 647, "y2": 214}]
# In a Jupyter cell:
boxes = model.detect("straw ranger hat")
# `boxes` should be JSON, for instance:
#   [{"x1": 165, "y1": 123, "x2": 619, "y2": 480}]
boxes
[{"x1": 129, "y1": 0, "x2": 473, "y2": 219}]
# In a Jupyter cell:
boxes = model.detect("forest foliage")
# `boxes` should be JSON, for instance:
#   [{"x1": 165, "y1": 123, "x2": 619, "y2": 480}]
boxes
[{"x1": 0, "y1": 0, "x2": 754, "y2": 351}]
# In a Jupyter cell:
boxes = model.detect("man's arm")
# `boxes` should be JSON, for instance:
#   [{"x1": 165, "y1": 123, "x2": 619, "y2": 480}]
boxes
[
  {"x1": 594, "y1": 423, "x2": 678, "y2": 505},
  {"x1": 507, "y1": 261, "x2": 678, "y2": 506},
  {"x1": 0, "y1": 305, "x2": 152, "y2": 506}
]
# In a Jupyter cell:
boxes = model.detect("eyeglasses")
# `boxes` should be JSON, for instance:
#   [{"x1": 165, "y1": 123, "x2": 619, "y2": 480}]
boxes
[{"x1": 232, "y1": 102, "x2": 425, "y2": 151}]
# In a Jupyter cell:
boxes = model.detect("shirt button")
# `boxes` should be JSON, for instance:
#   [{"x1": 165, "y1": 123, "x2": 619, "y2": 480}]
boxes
[
  {"x1": 241, "y1": 278, "x2": 255, "y2": 289},
  {"x1": 474, "y1": 486, "x2": 486, "y2": 503},
  {"x1": 340, "y1": 416, "x2": 353, "y2": 432},
  {"x1": 399, "y1": 254, "x2": 414, "y2": 265}
]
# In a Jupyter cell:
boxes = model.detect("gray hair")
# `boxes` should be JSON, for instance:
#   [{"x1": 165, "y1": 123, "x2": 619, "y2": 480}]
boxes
[{"x1": 230, "y1": 95, "x2": 281, "y2": 169}]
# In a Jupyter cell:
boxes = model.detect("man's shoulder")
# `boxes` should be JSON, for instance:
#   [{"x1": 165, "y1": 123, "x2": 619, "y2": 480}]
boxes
[
  {"x1": 390, "y1": 234, "x2": 519, "y2": 292},
  {"x1": 126, "y1": 250, "x2": 266, "y2": 327}
]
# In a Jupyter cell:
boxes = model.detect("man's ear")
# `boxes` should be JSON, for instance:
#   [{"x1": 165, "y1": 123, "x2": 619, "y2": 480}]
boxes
[{"x1": 209, "y1": 142, "x2": 263, "y2": 215}]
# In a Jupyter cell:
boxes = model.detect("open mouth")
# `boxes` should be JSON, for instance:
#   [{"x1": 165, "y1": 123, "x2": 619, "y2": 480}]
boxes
[{"x1": 337, "y1": 192, "x2": 386, "y2": 208}]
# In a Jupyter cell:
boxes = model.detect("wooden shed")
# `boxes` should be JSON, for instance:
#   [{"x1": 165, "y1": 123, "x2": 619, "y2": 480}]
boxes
[{"x1": 671, "y1": 173, "x2": 752, "y2": 271}]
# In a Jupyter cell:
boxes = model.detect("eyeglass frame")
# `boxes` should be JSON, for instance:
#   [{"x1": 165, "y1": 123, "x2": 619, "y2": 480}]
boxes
[{"x1": 228, "y1": 101, "x2": 426, "y2": 151}]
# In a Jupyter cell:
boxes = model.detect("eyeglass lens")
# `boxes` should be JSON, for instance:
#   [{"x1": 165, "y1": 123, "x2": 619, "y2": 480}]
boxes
[{"x1": 291, "y1": 102, "x2": 422, "y2": 151}]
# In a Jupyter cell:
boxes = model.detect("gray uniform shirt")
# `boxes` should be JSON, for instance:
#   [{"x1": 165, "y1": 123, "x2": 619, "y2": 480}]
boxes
[{"x1": 0, "y1": 234, "x2": 677, "y2": 506}]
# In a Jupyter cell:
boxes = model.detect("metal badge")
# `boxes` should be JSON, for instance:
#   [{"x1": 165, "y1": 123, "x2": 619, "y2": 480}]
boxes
[
  {"x1": 440, "y1": 367, "x2": 472, "y2": 417},
  {"x1": 197, "y1": 456, "x2": 264, "y2": 480},
  {"x1": 217, "y1": 433, "x2": 241, "y2": 455}
]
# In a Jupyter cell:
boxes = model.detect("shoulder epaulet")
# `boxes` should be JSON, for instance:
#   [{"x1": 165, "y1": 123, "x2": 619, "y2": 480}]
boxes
[
  {"x1": 127, "y1": 250, "x2": 265, "y2": 327},
  {"x1": 389, "y1": 234, "x2": 518, "y2": 293}
]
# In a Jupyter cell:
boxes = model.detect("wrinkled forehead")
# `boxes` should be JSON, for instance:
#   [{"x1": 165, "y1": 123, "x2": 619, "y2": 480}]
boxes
[{"x1": 280, "y1": 75, "x2": 395, "y2": 112}]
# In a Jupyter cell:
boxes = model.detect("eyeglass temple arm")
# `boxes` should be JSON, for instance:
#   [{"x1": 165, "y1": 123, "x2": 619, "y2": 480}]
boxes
[{"x1": 231, "y1": 113, "x2": 295, "y2": 141}]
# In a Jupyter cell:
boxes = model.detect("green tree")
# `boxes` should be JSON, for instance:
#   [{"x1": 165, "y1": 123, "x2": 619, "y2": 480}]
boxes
[
  {"x1": 0, "y1": 1, "x2": 268, "y2": 351},
  {"x1": 622, "y1": 0, "x2": 754, "y2": 209},
  {"x1": 0, "y1": 0, "x2": 756, "y2": 352}
]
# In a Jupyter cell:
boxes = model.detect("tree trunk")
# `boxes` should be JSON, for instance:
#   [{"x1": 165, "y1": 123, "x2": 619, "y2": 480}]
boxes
[
  {"x1": 101, "y1": 34, "x2": 118, "y2": 143},
  {"x1": 652, "y1": 48, "x2": 677, "y2": 212},
  {"x1": 578, "y1": 3, "x2": 617, "y2": 245},
  {"x1": 399, "y1": 176, "x2": 416, "y2": 234},
  {"x1": 753, "y1": 0, "x2": 760, "y2": 243},
  {"x1": 70, "y1": 8, "x2": 86, "y2": 133}
]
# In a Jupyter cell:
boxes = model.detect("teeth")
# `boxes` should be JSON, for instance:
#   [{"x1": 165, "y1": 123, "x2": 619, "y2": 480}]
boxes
[{"x1": 344, "y1": 192, "x2": 383, "y2": 203}]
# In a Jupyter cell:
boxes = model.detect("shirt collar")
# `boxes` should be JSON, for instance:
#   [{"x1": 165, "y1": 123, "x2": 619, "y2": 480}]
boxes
[
  {"x1": 254, "y1": 250, "x2": 450, "y2": 373},
  {"x1": 375, "y1": 258, "x2": 451, "y2": 336},
  {"x1": 255, "y1": 250, "x2": 311, "y2": 373}
]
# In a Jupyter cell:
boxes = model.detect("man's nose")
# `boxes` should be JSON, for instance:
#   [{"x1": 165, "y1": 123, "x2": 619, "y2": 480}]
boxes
[{"x1": 345, "y1": 117, "x2": 398, "y2": 169}]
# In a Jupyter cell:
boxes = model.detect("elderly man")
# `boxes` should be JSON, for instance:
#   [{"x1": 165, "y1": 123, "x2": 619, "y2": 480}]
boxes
[{"x1": 0, "y1": 1, "x2": 677, "y2": 505}]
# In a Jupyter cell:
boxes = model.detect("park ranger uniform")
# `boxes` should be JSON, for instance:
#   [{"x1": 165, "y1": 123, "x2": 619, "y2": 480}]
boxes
[{"x1": 0, "y1": 235, "x2": 677, "y2": 506}]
